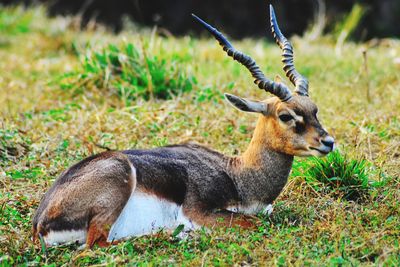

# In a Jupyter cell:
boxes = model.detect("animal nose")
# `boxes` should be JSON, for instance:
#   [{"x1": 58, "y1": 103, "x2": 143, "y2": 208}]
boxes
[{"x1": 321, "y1": 136, "x2": 335, "y2": 150}]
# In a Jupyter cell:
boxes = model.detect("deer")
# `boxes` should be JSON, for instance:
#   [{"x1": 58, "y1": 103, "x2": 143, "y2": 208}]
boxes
[{"x1": 32, "y1": 5, "x2": 334, "y2": 248}]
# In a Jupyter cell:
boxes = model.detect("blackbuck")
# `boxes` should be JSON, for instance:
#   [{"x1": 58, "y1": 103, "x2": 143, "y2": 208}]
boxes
[{"x1": 33, "y1": 5, "x2": 334, "y2": 248}]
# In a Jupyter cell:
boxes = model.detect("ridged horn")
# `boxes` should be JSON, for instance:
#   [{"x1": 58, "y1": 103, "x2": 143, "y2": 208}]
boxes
[
  {"x1": 270, "y1": 5, "x2": 309, "y2": 96},
  {"x1": 192, "y1": 14, "x2": 293, "y2": 102}
]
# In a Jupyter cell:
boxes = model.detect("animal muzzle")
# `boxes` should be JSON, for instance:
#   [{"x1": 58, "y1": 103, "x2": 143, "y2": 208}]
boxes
[{"x1": 318, "y1": 135, "x2": 335, "y2": 154}]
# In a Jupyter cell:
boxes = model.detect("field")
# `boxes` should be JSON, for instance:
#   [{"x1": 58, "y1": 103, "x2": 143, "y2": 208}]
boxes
[{"x1": 0, "y1": 6, "x2": 399, "y2": 266}]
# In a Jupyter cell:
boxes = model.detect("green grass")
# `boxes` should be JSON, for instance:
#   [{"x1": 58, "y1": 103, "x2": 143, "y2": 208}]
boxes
[
  {"x1": 0, "y1": 5, "x2": 400, "y2": 266},
  {"x1": 60, "y1": 42, "x2": 196, "y2": 102},
  {"x1": 0, "y1": 6, "x2": 37, "y2": 36},
  {"x1": 292, "y1": 150, "x2": 385, "y2": 202}
]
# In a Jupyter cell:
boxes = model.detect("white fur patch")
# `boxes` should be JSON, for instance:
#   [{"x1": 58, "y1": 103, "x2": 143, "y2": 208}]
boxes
[
  {"x1": 226, "y1": 202, "x2": 273, "y2": 216},
  {"x1": 127, "y1": 160, "x2": 137, "y2": 187},
  {"x1": 44, "y1": 229, "x2": 87, "y2": 246},
  {"x1": 107, "y1": 190, "x2": 197, "y2": 242}
]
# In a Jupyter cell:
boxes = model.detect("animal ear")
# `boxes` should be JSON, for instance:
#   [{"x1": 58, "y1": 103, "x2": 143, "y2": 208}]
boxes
[{"x1": 224, "y1": 93, "x2": 267, "y2": 114}]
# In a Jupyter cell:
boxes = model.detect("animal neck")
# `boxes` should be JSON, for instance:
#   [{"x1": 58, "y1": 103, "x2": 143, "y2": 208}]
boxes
[
  {"x1": 242, "y1": 115, "x2": 292, "y2": 166},
  {"x1": 228, "y1": 115, "x2": 294, "y2": 204}
]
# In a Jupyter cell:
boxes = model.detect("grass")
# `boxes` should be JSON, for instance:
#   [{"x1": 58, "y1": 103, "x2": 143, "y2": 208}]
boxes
[
  {"x1": 292, "y1": 149, "x2": 384, "y2": 202},
  {"x1": 0, "y1": 126, "x2": 30, "y2": 164},
  {"x1": 0, "y1": 6, "x2": 38, "y2": 36},
  {"x1": 59, "y1": 42, "x2": 196, "y2": 102},
  {"x1": 0, "y1": 5, "x2": 399, "y2": 266}
]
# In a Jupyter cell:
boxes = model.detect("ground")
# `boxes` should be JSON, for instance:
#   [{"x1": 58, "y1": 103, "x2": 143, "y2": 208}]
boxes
[{"x1": 0, "y1": 6, "x2": 399, "y2": 266}]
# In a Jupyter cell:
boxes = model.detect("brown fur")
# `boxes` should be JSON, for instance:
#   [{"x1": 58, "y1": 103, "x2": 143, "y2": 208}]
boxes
[
  {"x1": 33, "y1": 151, "x2": 135, "y2": 247},
  {"x1": 241, "y1": 95, "x2": 330, "y2": 166}
]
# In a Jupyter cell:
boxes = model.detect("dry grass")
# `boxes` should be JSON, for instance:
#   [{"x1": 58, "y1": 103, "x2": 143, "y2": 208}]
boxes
[{"x1": 0, "y1": 5, "x2": 399, "y2": 266}]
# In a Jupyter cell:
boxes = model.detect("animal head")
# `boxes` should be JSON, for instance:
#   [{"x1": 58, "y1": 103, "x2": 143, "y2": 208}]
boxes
[{"x1": 193, "y1": 5, "x2": 334, "y2": 157}]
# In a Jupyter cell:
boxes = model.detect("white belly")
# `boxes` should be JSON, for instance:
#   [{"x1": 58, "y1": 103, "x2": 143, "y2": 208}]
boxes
[{"x1": 108, "y1": 190, "x2": 197, "y2": 242}]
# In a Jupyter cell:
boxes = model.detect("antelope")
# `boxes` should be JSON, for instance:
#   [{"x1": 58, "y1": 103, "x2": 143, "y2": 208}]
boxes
[{"x1": 33, "y1": 5, "x2": 334, "y2": 248}]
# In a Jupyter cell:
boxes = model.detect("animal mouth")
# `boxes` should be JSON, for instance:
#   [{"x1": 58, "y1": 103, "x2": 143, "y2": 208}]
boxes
[{"x1": 309, "y1": 147, "x2": 330, "y2": 155}]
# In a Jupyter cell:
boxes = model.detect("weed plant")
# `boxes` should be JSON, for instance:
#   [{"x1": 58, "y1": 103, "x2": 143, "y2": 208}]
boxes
[
  {"x1": 292, "y1": 150, "x2": 383, "y2": 201},
  {"x1": 0, "y1": 6, "x2": 35, "y2": 35},
  {"x1": 60, "y1": 43, "x2": 197, "y2": 101}
]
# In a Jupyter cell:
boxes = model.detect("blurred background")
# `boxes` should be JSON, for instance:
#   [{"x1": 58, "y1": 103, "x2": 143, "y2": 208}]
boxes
[{"x1": 1, "y1": 0, "x2": 399, "y2": 40}]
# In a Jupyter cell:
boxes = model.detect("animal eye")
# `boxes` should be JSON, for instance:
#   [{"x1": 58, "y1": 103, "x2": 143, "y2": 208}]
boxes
[{"x1": 279, "y1": 114, "x2": 294, "y2": 122}]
